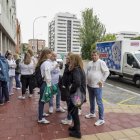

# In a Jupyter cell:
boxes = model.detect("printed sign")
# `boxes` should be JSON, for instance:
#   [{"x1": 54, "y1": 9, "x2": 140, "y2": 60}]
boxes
[{"x1": 96, "y1": 41, "x2": 121, "y2": 70}]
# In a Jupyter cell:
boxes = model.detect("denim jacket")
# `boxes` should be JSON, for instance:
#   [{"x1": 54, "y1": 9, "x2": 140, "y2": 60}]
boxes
[{"x1": 0, "y1": 56, "x2": 9, "y2": 82}]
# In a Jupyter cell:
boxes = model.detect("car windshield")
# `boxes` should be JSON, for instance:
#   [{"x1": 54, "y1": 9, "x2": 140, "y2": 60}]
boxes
[{"x1": 135, "y1": 53, "x2": 140, "y2": 62}]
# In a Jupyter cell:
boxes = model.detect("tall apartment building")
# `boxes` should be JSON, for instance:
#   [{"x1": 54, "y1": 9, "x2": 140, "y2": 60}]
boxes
[
  {"x1": 0, "y1": 0, "x2": 17, "y2": 55},
  {"x1": 48, "y1": 12, "x2": 81, "y2": 55}
]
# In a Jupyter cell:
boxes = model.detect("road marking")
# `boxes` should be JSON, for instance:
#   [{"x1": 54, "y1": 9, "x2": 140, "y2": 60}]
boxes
[
  {"x1": 118, "y1": 104, "x2": 140, "y2": 107},
  {"x1": 117, "y1": 96, "x2": 136, "y2": 105},
  {"x1": 102, "y1": 98, "x2": 111, "y2": 104},
  {"x1": 105, "y1": 83, "x2": 140, "y2": 106},
  {"x1": 106, "y1": 83, "x2": 140, "y2": 97}
]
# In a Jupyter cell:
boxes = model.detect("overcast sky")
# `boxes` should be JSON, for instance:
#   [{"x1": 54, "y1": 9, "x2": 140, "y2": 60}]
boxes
[{"x1": 16, "y1": 0, "x2": 140, "y2": 43}]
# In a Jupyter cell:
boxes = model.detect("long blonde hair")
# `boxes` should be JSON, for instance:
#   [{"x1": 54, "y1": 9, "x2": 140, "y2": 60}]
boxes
[
  {"x1": 69, "y1": 54, "x2": 83, "y2": 70},
  {"x1": 24, "y1": 52, "x2": 31, "y2": 65},
  {"x1": 27, "y1": 49, "x2": 34, "y2": 57},
  {"x1": 36, "y1": 48, "x2": 52, "y2": 67}
]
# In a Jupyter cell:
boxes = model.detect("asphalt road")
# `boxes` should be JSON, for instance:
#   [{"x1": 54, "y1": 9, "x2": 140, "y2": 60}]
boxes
[{"x1": 106, "y1": 76, "x2": 139, "y2": 94}]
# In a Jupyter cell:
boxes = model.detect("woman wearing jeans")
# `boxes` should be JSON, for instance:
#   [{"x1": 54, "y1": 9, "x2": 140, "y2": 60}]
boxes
[
  {"x1": 37, "y1": 48, "x2": 59, "y2": 124},
  {"x1": 7, "y1": 53, "x2": 16, "y2": 95},
  {"x1": 13, "y1": 54, "x2": 21, "y2": 89}
]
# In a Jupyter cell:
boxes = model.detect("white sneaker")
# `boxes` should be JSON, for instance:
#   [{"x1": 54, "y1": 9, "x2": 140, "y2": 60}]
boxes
[
  {"x1": 85, "y1": 113, "x2": 96, "y2": 119},
  {"x1": 63, "y1": 106, "x2": 67, "y2": 110},
  {"x1": 9, "y1": 93, "x2": 14, "y2": 96},
  {"x1": 28, "y1": 94, "x2": 32, "y2": 98},
  {"x1": 95, "y1": 119, "x2": 105, "y2": 126},
  {"x1": 16, "y1": 87, "x2": 21, "y2": 90},
  {"x1": 49, "y1": 106, "x2": 54, "y2": 113},
  {"x1": 61, "y1": 118, "x2": 72, "y2": 125},
  {"x1": 43, "y1": 112, "x2": 49, "y2": 117},
  {"x1": 18, "y1": 96, "x2": 25, "y2": 100},
  {"x1": 78, "y1": 109, "x2": 82, "y2": 115},
  {"x1": 56, "y1": 107, "x2": 66, "y2": 113},
  {"x1": 38, "y1": 118, "x2": 50, "y2": 124}
]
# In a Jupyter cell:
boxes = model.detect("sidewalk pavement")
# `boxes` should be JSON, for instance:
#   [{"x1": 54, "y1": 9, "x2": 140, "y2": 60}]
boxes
[{"x1": 0, "y1": 88, "x2": 140, "y2": 140}]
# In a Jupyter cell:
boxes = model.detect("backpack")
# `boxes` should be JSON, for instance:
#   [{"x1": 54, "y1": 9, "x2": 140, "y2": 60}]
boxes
[
  {"x1": 32, "y1": 65, "x2": 44, "y2": 88},
  {"x1": 0, "y1": 56, "x2": 9, "y2": 82}
]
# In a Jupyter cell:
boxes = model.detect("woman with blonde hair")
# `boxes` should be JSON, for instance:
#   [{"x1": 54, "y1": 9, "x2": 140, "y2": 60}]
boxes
[
  {"x1": 68, "y1": 54, "x2": 86, "y2": 138},
  {"x1": 18, "y1": 52, "x2": 35, "y2": 99}
]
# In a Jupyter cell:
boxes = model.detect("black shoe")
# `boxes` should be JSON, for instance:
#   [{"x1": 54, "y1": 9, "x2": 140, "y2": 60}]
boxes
[
  {"x1": 68, "y1": 126, "x2": 76, "y2": 131},
  {"x1": 4, "y1": 100, "x2": 10, "y2": 103},
  {"x1": 69, "y1": 131, "x2": 81, "y2": 139},
  {"x1": 0, "y1": 102, "x2": 4, "y2": 106}
]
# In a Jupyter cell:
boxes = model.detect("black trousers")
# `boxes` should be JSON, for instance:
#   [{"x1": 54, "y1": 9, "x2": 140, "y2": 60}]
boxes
[
  {"x1": 20, "y1": 75, "x2": 34, "y2": 96},
  {"x1": 68, "y1": 99, "x2": 80, "y2": 132}
]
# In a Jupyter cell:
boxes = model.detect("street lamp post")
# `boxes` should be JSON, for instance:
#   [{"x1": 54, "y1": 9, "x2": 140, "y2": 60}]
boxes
[{"x1": 32, "y1": 16, "x2": 46, "y2": 52}]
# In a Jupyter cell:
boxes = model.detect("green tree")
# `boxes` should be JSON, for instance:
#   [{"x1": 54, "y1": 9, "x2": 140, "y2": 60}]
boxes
[
  {"x1": 80, "y1": 8, "x2": 106, "y2": 59},
  {"x1": 131, "y1": 36, "x2": 140, "y2": 40},
  {"x1": 91, "y1": 33, "x2": 116, "y2": 51},
  {"x1": 101, "y1": 33, "x2": 116, "y2": 41}
]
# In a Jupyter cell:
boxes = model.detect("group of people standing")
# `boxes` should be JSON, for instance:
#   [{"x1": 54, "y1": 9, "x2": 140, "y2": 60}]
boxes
[
  {"x1": 0, "y1": 48, "x2": 109, "y2": 139},
  {"x1": 36, "y1": 48, "x2": 109, "y2": 138}
]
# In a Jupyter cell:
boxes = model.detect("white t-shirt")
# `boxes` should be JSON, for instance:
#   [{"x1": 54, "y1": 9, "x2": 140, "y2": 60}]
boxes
[
  {"x1": 20, "y1": 60, "x2": 35, "y2": 75},
  {"x1": 7, "y1": 59, "x2": 16, "y2": 77},
  {"x1": 51, "y1": 61, "x2": 60, "y2": 85},
  {"x1": 86, "y1": 59, "x2": 109, "y2": 88}
]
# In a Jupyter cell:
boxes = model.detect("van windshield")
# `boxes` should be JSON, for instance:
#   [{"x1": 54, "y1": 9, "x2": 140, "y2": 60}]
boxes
[{"x1": 135, "y1": 53, "x2": 140, "y2": 62}]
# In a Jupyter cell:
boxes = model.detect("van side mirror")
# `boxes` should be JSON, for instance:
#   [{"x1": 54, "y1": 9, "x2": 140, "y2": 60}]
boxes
[{"x1": 132, "y1": 61, "x2": 138, "y2": 68}]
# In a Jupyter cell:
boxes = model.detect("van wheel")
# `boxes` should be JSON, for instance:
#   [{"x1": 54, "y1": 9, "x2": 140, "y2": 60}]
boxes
[{"x1": 135, "y1": 77, "x2": 140, "y2": 88}]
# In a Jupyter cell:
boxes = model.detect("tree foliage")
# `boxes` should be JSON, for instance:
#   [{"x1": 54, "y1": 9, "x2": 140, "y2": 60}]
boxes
[
  {"x1": 131, "y1": 36, "x2": 140, "y2": 40},
  {"x1": 100, "y1": 33, "x2": 116, "y2": 41},
  {"x1": 80, "y1": 8, "x2": 106, "y2": 59}
]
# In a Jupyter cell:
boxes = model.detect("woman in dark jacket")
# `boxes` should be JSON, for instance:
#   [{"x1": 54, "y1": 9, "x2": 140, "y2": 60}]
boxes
[
  {"x1": 68, "y1": 54, "x2": 86, "y2": 139},
  {"x1": 60, "y1": 54, "x2": 73, "y2": 125}
]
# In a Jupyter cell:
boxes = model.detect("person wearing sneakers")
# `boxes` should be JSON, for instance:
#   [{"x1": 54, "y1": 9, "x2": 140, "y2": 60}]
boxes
[
  {"x1": 7, "y1": 52, "x2": 16, "y2": 96},
  {"x1": 18, "y1": 52, "x2": 35, "y2": 99},
  {"x1": 60, "y1": 53, "x2": 73, "y2": 125},
  {"x1": 85, "y1": 50, "x2": 109, "y2": 126},
  {"x1": 37, "y1": 48, "x2": 59, "y2": 124},
  {"x1": 68, "y1": 54, "x2": 86, "y2": 139},
  {"x1": 13, "y1": 54, "x2": 21, "y2": 90},
  {"x1": 48, "y1": 52, "x2": 65, "y2": 114}
]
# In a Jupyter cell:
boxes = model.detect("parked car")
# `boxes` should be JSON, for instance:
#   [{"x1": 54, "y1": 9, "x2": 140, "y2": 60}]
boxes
[{"x1": 56, "y1": 54, "x2": 63, "y2": 69}]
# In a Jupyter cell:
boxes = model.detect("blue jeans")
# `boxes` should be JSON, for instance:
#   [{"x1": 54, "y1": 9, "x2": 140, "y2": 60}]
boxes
[
  {"x1": 87, "y1": 85, "x2": 104, "y2": 120},
  {"x1": 38, "y1": 82, "x2": 46, "y2": 120},
  {"x1": 8, "y1": 76, "x2": 14, "y2": 94},
  {"x1": 49, "y1": 84, "x2": 61, "y2": 109},
  {"x1": 0, "y1": 81, "x2": 9, "y2": 103},
  {"x1": 15, "y1": 74, "x2": 21, "y2": 88}
]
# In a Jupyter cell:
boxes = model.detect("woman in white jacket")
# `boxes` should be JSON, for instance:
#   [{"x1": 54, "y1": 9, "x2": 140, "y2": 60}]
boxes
[
  {"x1": 37, "y1": 48, "x2": 59, "y2": 124},
  {"x1": 7, "y1": 53, "x2": 16, "y2": 95}
]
